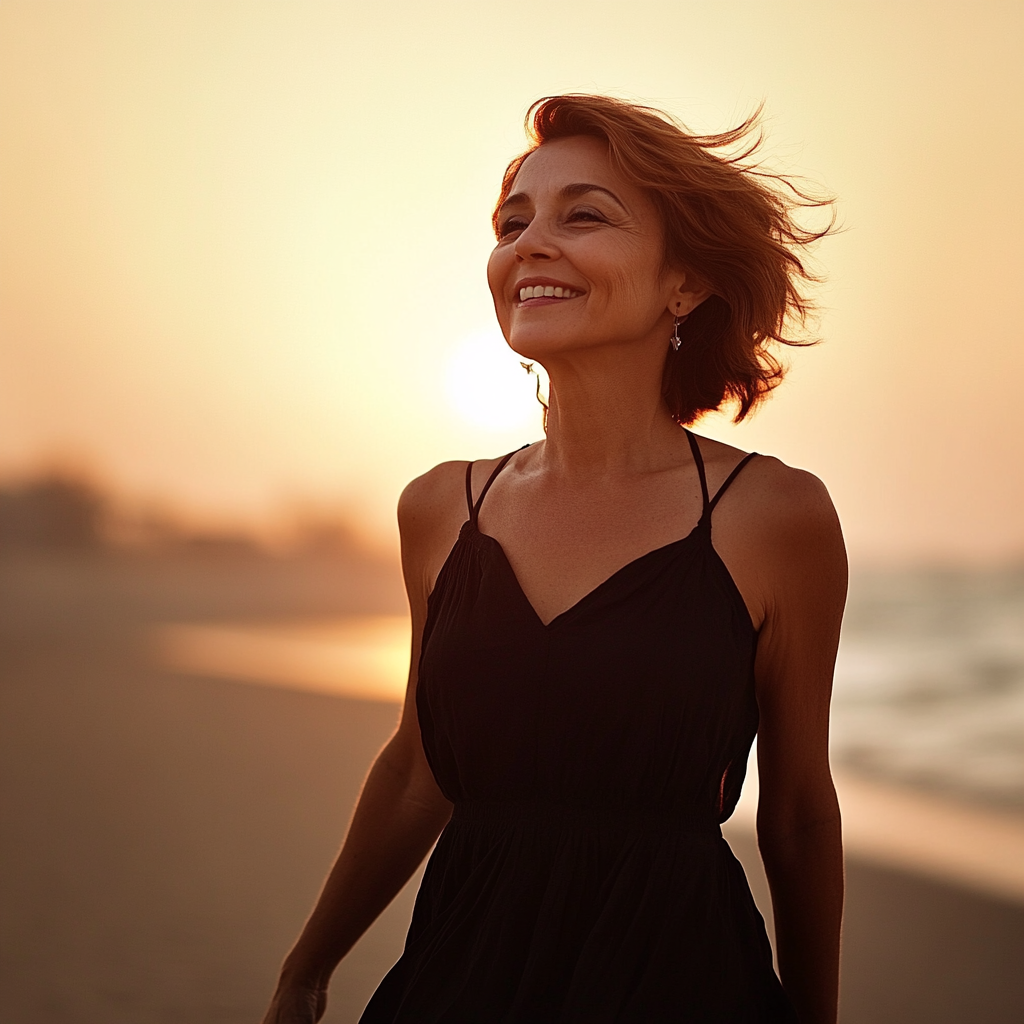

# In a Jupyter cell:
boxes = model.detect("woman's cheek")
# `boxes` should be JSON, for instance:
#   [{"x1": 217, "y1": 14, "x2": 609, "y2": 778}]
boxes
[{"x1": 486, "y1": 249, "x2": 511, "y2": 308}]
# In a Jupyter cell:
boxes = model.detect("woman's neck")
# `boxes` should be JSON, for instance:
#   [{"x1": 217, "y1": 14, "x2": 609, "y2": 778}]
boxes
[{"x1": 538, "y1": 344, "x2": 685, "y2": 478}]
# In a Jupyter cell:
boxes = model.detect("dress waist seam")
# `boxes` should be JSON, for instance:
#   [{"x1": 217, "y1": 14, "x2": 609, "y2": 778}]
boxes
[{"x1": 449, "y1": 800, "x2": 722, "y2": 835}]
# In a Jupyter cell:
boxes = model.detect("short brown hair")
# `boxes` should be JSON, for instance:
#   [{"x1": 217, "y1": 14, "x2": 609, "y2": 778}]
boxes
[{"x1": 493, "y1": 95, "x2": 834, "y2": 424}]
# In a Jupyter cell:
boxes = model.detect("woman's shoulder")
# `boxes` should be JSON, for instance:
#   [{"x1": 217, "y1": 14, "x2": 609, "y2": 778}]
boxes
[
  {"x1": 743, "y1": 454, "x2": 835, "y2": 524},
  {"x1": 397, "y1": 455, "x2": 519, "y2": 598},
  {"x1": 695, "y1": 437, "x2": 846, "y2": 621},
  {"x1": 397, "y1": 454, "x2": 513, "y2": 541},
  {"x1": 692, "y1": 433, "x2": 836, "y2": 529},
  {"x1": 725, "y1": 453, "x2": 845, "y2": 583},
  {"x1": 397, "y1": 461, "x2": 467, "y2": 544},
  {"x1": 399, "y1": 460, "x2": 465, "y2": 510}
]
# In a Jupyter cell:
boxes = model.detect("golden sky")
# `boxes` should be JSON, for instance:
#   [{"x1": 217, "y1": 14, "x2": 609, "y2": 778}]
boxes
[{"x1": 2, "y1": 0, "x2": 1022, "y2": 561}]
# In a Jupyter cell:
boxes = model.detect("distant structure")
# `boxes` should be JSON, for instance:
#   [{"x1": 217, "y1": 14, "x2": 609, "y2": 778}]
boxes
[
  {"x1": 0, "y1": 476, "x2": 105, "y2": 551},
  {"x1": 0, "y1": 473, "x2": 370, "y2": 560}
]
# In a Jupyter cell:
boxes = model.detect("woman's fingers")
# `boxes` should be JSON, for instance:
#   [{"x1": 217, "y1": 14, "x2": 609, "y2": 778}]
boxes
[{"x1": 259, "y1": 985, "x2": 326, "y2": 1024}]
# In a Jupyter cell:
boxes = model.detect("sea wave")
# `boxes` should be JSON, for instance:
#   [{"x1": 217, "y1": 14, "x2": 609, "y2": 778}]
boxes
[{"x1": 832, "y1": 567, "x2": 1024, "y2": 808}]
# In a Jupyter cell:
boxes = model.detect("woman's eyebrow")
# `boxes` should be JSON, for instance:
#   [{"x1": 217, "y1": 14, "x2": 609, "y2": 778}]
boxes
[
  {"x1": 560, "y1": 182, "x2": 627, "y2": 210},
  {"x1": 497, "y1": 182, "x2": 628, "y2": 216}
]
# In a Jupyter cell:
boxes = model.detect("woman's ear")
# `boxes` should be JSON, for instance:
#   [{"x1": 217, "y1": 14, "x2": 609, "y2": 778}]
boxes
[{"x1": 667, "y1": 273, "x2": 712, "y2": 317}]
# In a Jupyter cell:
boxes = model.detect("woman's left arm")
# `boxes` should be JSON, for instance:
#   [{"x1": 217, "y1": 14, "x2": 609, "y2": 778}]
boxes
[{"x1": 750, "y1": 467, "x2": 847, "y2": 1024}]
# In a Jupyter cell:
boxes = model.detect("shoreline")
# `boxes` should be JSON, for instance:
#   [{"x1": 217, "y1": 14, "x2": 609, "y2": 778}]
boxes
[{"x1": 157, "y1": 615, "x2": 1024, "y2": 906}]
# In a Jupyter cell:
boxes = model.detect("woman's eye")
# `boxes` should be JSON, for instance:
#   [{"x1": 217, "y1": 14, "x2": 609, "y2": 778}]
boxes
[
  {"x1": 566, "y1": 208, "x2": 606, "y2": 224},
  {"x1": 498, "y1": 217, "x2": 529, "y2": 238}
]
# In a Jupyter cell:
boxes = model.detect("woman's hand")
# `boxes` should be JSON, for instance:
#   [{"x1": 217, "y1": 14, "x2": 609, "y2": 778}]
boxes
[{"x1": 259, "y1": 982, "x2": 327, "y2": 1024}]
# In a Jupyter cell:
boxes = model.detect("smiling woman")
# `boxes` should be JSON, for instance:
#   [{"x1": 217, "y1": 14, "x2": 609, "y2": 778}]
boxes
[
  {"x1": 261, "y1": 95, "x2": 845, "y2": 1024},
  {"x1": 491, "y1": 98, "x2": 833, "y2": 425}
]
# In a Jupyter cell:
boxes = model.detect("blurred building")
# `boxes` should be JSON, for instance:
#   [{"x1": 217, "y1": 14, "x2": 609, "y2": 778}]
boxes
[{"x1": 0, "y1": 476, "x2": 106, "y2": 552}]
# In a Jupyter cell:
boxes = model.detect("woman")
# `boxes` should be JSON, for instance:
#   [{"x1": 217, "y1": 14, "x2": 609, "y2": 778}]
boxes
[{"x1": 262, "y1": 95, "x2": 846, "y2": 1024}]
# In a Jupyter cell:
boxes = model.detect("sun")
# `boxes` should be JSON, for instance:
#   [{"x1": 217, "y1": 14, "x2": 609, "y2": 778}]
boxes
[{"x1": 445, "y1": 328, "x2": 544, "y2": 432}]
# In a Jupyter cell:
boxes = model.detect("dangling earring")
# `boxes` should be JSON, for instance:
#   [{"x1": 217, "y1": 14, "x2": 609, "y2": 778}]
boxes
[
  {"x1": 520, "y1": 361, "x2": 550, "y2": 431},
  {"x1": 670, "y1": 313, "x2": 688, "y2": 352}
]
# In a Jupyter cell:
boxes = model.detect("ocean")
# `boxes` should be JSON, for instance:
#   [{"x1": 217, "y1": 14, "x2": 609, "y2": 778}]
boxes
[{"x1": 833, "y1": 566, "x2": 1024, "y2": 810}]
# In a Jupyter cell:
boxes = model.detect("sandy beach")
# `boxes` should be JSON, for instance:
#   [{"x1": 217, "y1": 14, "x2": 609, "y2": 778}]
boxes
[{"x1": 2, "y1": 551, "x2": 1023, "y2": 1023}]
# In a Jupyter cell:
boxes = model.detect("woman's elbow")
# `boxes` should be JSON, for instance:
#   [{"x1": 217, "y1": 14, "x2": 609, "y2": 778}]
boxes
[{"x1": 756, "y1": 789, "x2": 842, "y2": 857}]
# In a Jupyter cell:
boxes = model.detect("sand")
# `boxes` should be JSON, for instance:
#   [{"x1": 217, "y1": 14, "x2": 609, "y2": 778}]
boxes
[{"x1": 2, "y1": 551, "x2": 1023, "y2": 1023}]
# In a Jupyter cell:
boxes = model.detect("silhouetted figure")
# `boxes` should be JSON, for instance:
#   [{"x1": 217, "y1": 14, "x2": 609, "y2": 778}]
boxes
[{"x1": 261, "y1": 95, "x2": 845, "y2": 1024}]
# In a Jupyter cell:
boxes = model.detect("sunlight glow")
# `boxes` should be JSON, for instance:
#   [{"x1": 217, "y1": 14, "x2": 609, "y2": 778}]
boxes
[{"x1": 445, "y1": 328, "x2": 542, "y2": 432}]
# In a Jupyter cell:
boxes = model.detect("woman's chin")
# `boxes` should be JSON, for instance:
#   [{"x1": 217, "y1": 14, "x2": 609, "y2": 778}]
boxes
[{"x1": 505, "y1": 331, "x2": 595, "y2": 362}]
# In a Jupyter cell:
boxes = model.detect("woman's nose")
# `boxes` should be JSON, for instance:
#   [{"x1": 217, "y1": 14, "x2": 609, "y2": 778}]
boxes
[{"x1": 513, "y1": 217, "x2": 559, "y2": 262}]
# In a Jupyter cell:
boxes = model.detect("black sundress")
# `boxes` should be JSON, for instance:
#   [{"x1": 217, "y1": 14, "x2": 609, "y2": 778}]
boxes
[{"x1": 359, "y1": 431, "x2": 795, "y2": 1023}]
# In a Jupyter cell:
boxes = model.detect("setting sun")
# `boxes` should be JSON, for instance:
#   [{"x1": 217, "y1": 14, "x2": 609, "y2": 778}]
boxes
[{"x1": 444, "y1": 328, "x2": 543, "y2": 433}]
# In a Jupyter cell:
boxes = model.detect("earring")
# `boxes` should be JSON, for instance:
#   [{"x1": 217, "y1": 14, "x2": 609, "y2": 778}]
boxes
[{"x1": 670, "y1": 313, "x2": 688, "y2": 352}]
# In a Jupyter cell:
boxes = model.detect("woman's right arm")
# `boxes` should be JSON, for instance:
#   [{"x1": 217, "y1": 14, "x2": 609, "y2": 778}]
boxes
[{"x1": 260, "y1": 464, "x2": 467, "y2": 1024}]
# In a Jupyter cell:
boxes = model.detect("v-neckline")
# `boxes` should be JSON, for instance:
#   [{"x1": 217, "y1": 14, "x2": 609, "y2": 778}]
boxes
[
  {"x1": 431, "y1": 434, "x2": 760, "y2": 631},
  {"x1": 472, "y1": 522, "x2": 704, "y2": 629}
]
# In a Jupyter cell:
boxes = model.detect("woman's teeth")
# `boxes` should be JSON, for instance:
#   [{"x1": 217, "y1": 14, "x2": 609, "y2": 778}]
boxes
[{"x1": 518, "y1": 285, "x2": 582, "y2": 301}]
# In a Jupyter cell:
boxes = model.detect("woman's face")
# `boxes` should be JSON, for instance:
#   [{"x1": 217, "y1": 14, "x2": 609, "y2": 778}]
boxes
[{"x1": 487, "y1": 135, "x2": 690, "y2": 362}]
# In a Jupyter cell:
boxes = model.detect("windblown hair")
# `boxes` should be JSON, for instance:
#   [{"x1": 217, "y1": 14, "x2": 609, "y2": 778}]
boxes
[{"x1": 493, "y1": 95, "x2": 835, "y2": 424}]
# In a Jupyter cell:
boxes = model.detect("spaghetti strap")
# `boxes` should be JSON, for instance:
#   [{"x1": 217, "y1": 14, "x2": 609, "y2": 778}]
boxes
[
  {"x1": 469, "y1": 448, "x2": 524, "y2": 524},
  {"x1": 683, "y1": 430, "x2": 710, "y2": 509},
  {"x1": 706, "y1": 452, "x2": 759, "y2": 516},
  {"x1": 684, "y1": 430, "x2": 758, "y2": 529},
  {"x1": 464, "y1": 461, "x2": 475, "y2": 518}
]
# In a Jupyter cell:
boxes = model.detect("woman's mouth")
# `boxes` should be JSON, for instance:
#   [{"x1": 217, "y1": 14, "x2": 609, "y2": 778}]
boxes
[{"x1": 517, "y1": 284, "x2": 584, "y2": 304}]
